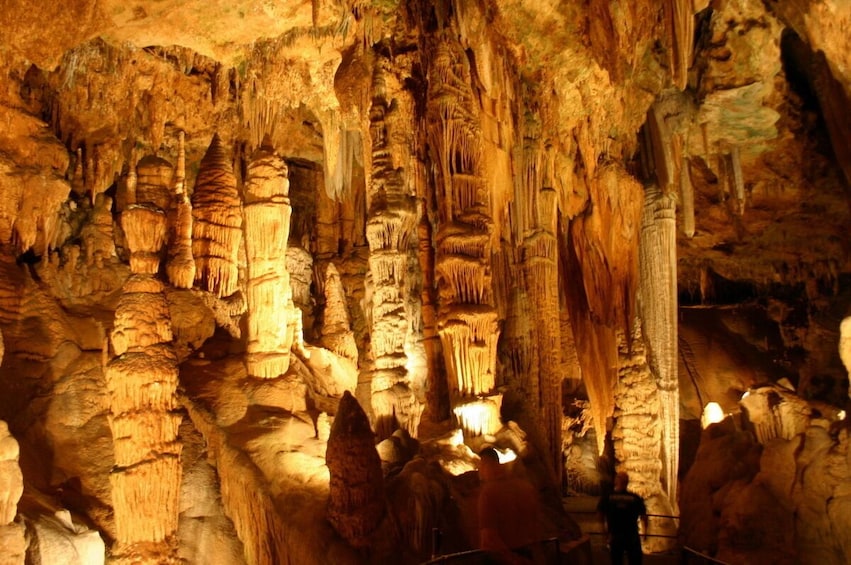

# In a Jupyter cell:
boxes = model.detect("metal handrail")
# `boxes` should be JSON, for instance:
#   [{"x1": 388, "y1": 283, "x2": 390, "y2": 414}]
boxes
[
  {"x1": 681, "y1": 546, "x2": 731, "y2": 564},
  {"x1": 425, "y1": 537, "x2": 562, "y2": 564}
]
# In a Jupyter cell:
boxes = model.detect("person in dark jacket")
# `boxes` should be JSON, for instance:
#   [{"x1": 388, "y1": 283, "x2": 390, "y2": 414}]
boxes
[{"x1": 597, "y1": 471, "x2": 648, "y2": 564}]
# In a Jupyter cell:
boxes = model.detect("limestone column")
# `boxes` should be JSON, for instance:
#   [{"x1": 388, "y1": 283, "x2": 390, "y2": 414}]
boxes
[
  {"x1": 366, "y1": 60, "x2": 423, "y2": 439},
  {"x1": 106, "y1": 162, "x2": 182, "y2": 563},
  {"x1": 191, "y1": 134, "x2": 243, "y2": 298},
  {"x1": 638, "y1": 184, "x2": 679, "y2": 509},
  {"x1": 243, "y1": 146, "x2": 295, "y2": 378},
  {"x1": 523, "y1": 187, "x2": 562, "y2": 478},
  {"x1": 426, "y1": 36, "x2": 501, "y2": 438}
]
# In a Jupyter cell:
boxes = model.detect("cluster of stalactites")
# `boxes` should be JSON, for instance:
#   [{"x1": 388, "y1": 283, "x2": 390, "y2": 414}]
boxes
[
  {"x1": 243, "y1": 146, "x2": 296, "y2": 379},
  {"x1": 106, "y1": 193, "x2": 181, "y2": 559},
  {"x1": 191, "y1": 134, "x2": 243, "y2": 298},
  {"x1": 426, "y1": 33, "x2": 501, "y2": 438},
  {"x1": 637, "y1": 183, "x2": 679, "y2": 510},
  {"x1": 366, "y1": 64, "x2": 424, "y2": 439}
]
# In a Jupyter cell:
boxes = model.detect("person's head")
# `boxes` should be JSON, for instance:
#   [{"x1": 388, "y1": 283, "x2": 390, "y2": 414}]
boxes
[
  {"x1": 478, "y1": 447, "x2": 502, "y2": 481},
  {"x1": 614, "y1": 471, "x2": 629, "y2": 492}
]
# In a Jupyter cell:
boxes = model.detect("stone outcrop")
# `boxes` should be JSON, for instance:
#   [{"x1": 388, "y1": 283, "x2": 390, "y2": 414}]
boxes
[{"x1": 326, "y1": 391, "x2": 386, "y2": 549}]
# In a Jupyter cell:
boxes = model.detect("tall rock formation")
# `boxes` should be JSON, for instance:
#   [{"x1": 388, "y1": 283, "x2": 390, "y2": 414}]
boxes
[{"x1": 106, "y1": 158, "x2": 182, "y2": 563}]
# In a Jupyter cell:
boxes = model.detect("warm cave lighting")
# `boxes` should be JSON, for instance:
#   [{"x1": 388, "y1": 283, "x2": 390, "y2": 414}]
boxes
[
  {"x1": 741, "y1": 390, "x2": 750, "y2": 400},
  {"x1": 495, "y1": 447, "x2": 517, "y2": 464},
  {"x1": 701, "y1": 402, "x2": 726, "y2": 429},
  {"x1": 838, "y1": 410, "x2": 846, "y2": 421}
]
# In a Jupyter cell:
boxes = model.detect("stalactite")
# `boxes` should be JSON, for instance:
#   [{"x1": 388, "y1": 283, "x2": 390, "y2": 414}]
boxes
[
  {"x1": 326, "y1": 391, "x2": 386, "y2": 548},
  {"x1": 166, "y1": 131, "x2": 195, "y2": 289},
  {"x1": 729, "y1": 145, "x2": 745, "y2": 216},
  {"x1": 665, "y1": 0, "x2": 696, "y2": 90},
  {"x1": 107, "y1": 196, "x2": 181, "y2": 561},
  {"x1": 638, "y1": 184, "x2": 679, "y2": 509},
  {"x1": 243, "y1": 146, "x2": 295, "y2": 379},
  {"x1": 680, "y1": 156, "x2": 695, "y2": 238},
  {"x1": 191, "y1": 134, "x2": 243, "y2": 298}
]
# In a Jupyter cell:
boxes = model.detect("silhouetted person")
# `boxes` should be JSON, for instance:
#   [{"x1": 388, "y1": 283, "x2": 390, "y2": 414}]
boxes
[
  {"x1": 597, "y1": 472, "x2": 647, "y2": 565},
  {"x1": 477, "y1": 447, "x2": 543, "y2": 564}
]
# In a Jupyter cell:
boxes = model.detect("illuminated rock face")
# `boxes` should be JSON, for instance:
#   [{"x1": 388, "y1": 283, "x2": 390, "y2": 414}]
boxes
[
  {"x1": 425, "y1": 27, "x2": 501, "y2": 438},
  {"x1": 243, "y1": 146, "x2": 295, "y2": 379},
  {"x1": 638, "y1": 184, "x2": 679, "y2": 508},
  {"x1": 0, "y1": 0, "x2": 850, "y2": 563},
  {"x1": 366, "y1": 60, "x2": 423, "y2": 440},
  {"x1": 0, "y1": 419, "x2": 25, "y2": 565},
  {"x1": 192, "y1": 134, "x2": 243, "y2": 298}
]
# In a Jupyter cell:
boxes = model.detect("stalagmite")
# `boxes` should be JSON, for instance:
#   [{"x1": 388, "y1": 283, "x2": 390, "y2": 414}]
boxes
[
  {"x1": 319, "y1": 262, "x2": 358, "y2": 364},
  {"x1": 243, "y1": 146, "x2": 294, "y2": 379},
  {"x1": 366, "y1": 59, "x2": 423, "y2": 439},
  {"x1": 326, "y1": 391, "x2": 386, "y2": 549},
  {"x1": 612, "y1": 324, "x2": 677, "y2": 552},
  {"x1": 167, "y1": 131, "x2": 195, "y2": 289},
  {"x1": 638, "y1": 184, "x2": 679, "y2": 509},
  {"x1": 191, "y1": 134, "x2": 243, "y2": 298},
  {"x1": 0, "y1": 417, "x2": 25, "y2": 565},
  {"x1": 107, "y1": 196, "x2": 182, "y2": 563}
]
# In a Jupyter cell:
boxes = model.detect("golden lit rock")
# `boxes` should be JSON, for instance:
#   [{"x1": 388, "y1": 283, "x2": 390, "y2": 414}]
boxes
[
  {"x1": 191, "y1": 134, "x2": 243, "y2": 298},
  {"x1": 243, "y1": 146, "x2": 295, "y2": 379}
]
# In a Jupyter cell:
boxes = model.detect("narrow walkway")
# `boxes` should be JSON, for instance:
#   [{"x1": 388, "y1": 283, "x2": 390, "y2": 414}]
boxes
[{"x1": 563, "y1": 495, "x2": 682, "y2": 564}]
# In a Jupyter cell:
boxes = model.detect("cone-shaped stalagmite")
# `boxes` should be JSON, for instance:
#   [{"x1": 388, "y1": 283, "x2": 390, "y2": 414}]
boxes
[
  {"x1": 326, "y1": 391, "x2": 385, "y2": 548},
  {"x1": 192, "y1": 134, "x2": 242, "y2": 298},
  {"x1": 243, "y1": 146, "x2": 296, "y2": 378}
]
